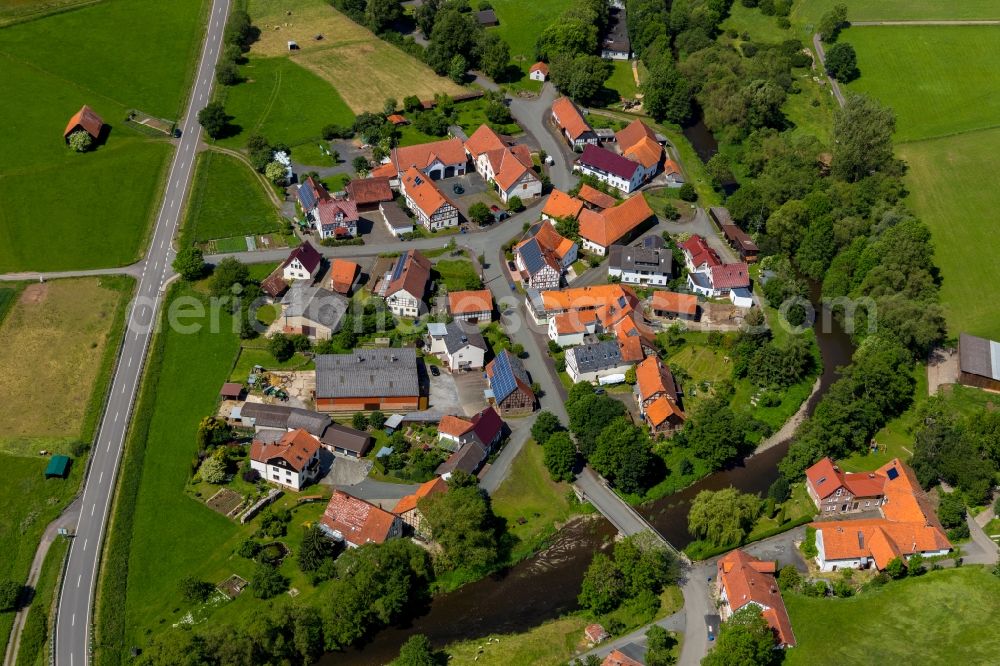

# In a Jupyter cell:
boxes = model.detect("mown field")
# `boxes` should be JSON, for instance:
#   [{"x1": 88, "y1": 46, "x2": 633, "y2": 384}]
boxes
[
  {"x1": 785, "y1": 567, "x2": 1000, "y2": 665},
  {"x1": 246, "y1": 0, "x2": 464, "y2": 113},
  {"x1": 844, "y1": 26, "x2": 1000, "y2": 142},
  {"x1": 488, "y1": 0, "x2": 573, "y2": 75},
  {"x1": 183, "y1": 151, "x2": 283, "y2": 243},
  {"x1": 0, "y1": 0, "x2": 205, "y2": 270},
  {"x1": 793, "y1": 0, "x2": 1000, "y2": 24},
  {"x1": 0, "y1": 0, "x2": 96, "y2": 26}
]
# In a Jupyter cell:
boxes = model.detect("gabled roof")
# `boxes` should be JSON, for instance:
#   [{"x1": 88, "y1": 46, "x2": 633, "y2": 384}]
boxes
[
  {"x1": 877, "y1": 458, "x2": 945, "y2": 529},
  {"x1": 468, "y1": 406, "x2": 503, "y2": 446},
  {"x1": 321, "y1": 490, "x2": 398, "y2": 546},
  {"x1": 710, "y1": 262, "x2": 750, "y2": 290},
  {"x1": 316, "y1": 198, "x2": 359, "y2": 230},
  {"x1": 280, "y1": 283, "x2": 348, "y2": 329},
  {"x1": 530, "y1": 61, "x2": 549, "y2": 75},
  {"x1": 486, "y1": 349, "x2": 534, "y2": 404},
  {"x1": 552, "y1": 308, "x2": 599, "y2": 335},
  {"x1": 539, "y1": 284, "x2": 638, "y2": 315},
  {"x1": 567, "y1": 339, "x2": 624, "y2": 374},
  {"x1": 551, "y1": 97, "x2": 593, "y2": 141},
  {"x1": 651, "y1": 291, "x2": 698, "y2": 316},
  {"x1": 329, "y1": 259, "x2": 359, "y2": 295},
  {"x1": 578, "y1": 194, "x2": 654, "y2": 248},
  {"x1": 577, "y1": 184, "x2": 617, "y2": 210},
  {"x1": 438, "y1": 414, "x2": 475, "y2": 438},
  {"x1": 516, "y1": 237, "x2": 560, "y2": 276},
  {"x1": 542, "y1": 190, "x2": 584, "y2": 220},
  {"x1": 435, "y1": 440, "x2": 488, "y2": 476},
  {"x1": 391, "y1": 137, "x2": 467, "y2": 172},
  {"x1": 602, "y1": 649, "x2": 643, "y2": 666},
  {"x1": 636, "y1": 355, "x2": 679, "y2": 403},
  {"x1": 319, "y1": 422, "x2": 372, "y2": 456},
  {"x1": 448, "y1": 289, "x2": 492, "y2": 315},
  {"x1": 623, "y1": 136, "x2": 663, "y2": 169},
  {"x1": 250, "y1": 428, "x2": 320, "y2": 472},
  {"x1": 393, "y1": 477, "x2": 448, "y2": 515},
  {"x1": 464, "y1": 124, "x2": 508, "y2": 159},
  {"x1": 663, "y1": 159, "x2": 682, "y2": 176},
  {"x1": 959, "y1": 332, "x2": 1000, "y2": 380},
  {"x1": 577, "y1": 144, "x2": 641, "y2": 181},
  {"x1": 608, "y1": 244, "x2": 671, "y2": 276},
  {"x1": 297, "y1": 176, "x2": 329, "y2": 210},
  {"x1": 491, "y1": 145, "x2": 537, "y2": 191},
  {"x1": 530, "y1": 220, "x2": 576, "y2": 261},
  {"x1": 386, "y1": 249, "x2": 431, "y2": 300},
  {"x1": 717, "y1": 549, "x2": 795, "y2": 647},
  {"x1": 814, "y1": 519, "x2": 951, "y2": 569},
  {"x1": 64, "y1": 105, "x2": 104, "y2": 139},
  {"x1": 646, "y1": 395, "x2": 684, "y2": 427},
  {"x1": 387, "y1": 114, "x2": 408, "y2": 125},
  {"x1": 315, "y1": 349, "x2": 420, "y2": 398},
  {"x1": 345, "y1": 177, "x2": 393, "y2": 205},
  {"x1": 614, "y1": 118, "x2": 657, "y2": 150},
  {"x1": 401, "y1": 167, "x2": 455, "y2": 218},
  {"x1": 438, "y1": 320, "x2": 487, "y2": 355},
  {"x1": 283, "y1": 241, "x2": 322, "y2": 274},
  {"x1": 722, "y1": 224, "x2": 759, "y2": 254},
  {"x1": 680, "y1": 235, "x2": 721, "y2": 269}
]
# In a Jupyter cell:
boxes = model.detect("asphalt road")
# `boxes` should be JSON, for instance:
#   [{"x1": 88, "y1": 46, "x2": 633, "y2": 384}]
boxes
[{"x1": 52, "y1": 1, "x2": 231, "y2": 664}]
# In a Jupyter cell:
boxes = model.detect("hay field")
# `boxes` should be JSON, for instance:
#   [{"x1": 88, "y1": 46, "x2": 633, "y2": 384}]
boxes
[{"x1": 247, "y1": 0, "x2": 464, "y2": 112}]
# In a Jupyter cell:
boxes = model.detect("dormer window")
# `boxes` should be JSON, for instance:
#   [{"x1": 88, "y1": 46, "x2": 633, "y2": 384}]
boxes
[{"x1": 835, "y1": 488, "x2": 842, "y2": 496}]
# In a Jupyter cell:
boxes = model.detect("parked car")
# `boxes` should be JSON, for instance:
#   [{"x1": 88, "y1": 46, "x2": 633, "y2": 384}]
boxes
[
  {"x1": 490, "y1": 204, "x2": 500, "y2": 212},
  {"x1": 430, "y1": 365, "x2": 440, "y2": 377},
  {"x1": 452, "y1": 184, "x2": 465, "y2": 195}
]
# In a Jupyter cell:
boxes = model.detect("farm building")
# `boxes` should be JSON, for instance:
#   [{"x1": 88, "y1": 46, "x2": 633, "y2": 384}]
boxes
[
  {"x1": 345, "y1": 176, "x2": 393, "y2": 211},
  {"x1": 958, "y1": 332, "x2": 1000, "y2": 391},
  {"x1": 486, "y1": 349, "x2": 535, "y2": 416},
  {"x1": 541, "y1": 189, "x2": 584, "y2": 222},
  {"x1": 45, "y1": 455, "x2": 71, "y2": 479},
  {"x1": 400, "y1": 167, "x2": 460, "y2": 231},
  {"x1": 380, "y1": 201, "x2": 414, "y2": 237},
  {"x1": 651, "y1": 291, "x2": 699, "y2": 320},
  {"x1": 219, "y1": 382, "x2": 244, "y2": 400},
  {"x1": 390, "y1": 137, "x2": 467, "y2": 180},
  {"x1": 476, "y1": 8, "x2": 498, "y2": 26},
  {"x1": 574, "y1": 145, "x2": 653, "y2": 194},
  {"x1": 614, "y1": 120, "x2": 662, "y2": 174},
  {"x1": 278, "y1": 283, "x2": 347, "y2": 340},
  {"x1": 577, "y1": 184, "x2": 617, "y2": 210},
  {"x1": 635, "y1": 355, "x2": 684, "y2": 435},
  {"x1": 64, "y1": 105, "x2": 105, "y2": 142},
  {"x1": 448, "y1": 289, "x2": 492, "y2": 322},
  {"x1": 328, "y1": 259, "x2": 359, "y2": 295},
  {"x1": 551, "y1": 97, "x2": 598, "y2": 149},
  {"x1": 393, "y1": 477, "x2": 448, "y2": 538},
  {"x1": 529, "y1": 61, "x2": 548, "y2": 81},
  {"x1": 314, "y1": 348, "x2": 422, "y2": 412},
  {"x1": 601, "y1": 6, "x2": 631, "y2": 59},
  {"x1": 320, "y1": 490, "x2": 403, "y2": 548},
  {"x1": 237, "y1": 403, "x2": 372, "y2": 458},
  {"x1": 577, "y1": 194, "x2": 654, "y2": 255},
  {"x1": 249, "y1": 429, "x2": 322, "y2": 491},
  {"x1": 464, "y1": 125, "x2": 542, "y2": 203}
]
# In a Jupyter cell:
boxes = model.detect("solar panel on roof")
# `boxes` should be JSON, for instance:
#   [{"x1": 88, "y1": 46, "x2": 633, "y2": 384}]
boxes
[
  {"x1": 491, "y1": 351, "x2": 518, "y2": 403},
  {"x1": 519, "y1": 239, "x2": 545, "y2": 274},
  {"x1": 391, "y1": 253, "x2": 407, "y2": 282},
  {"x1": 886, "y1": 467, "x2": 899, "y2": 480}
]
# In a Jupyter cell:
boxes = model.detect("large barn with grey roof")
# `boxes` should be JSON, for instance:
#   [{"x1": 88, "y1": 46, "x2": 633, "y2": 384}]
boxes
[{"x1": 314, "y1": 348, "x2": 423, "y2": 412}]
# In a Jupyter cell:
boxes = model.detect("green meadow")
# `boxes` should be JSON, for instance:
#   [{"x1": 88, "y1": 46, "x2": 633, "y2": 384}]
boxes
[{"x1": 184, "y1": 151, "x2": 283, "y2": 243}]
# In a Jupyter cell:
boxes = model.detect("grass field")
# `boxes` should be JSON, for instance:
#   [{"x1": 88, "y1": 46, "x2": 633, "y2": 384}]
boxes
[
  {"x1": 183, "y1": 151, "x2": 282, "y2": 243},
  {"x1": 606, "y1": 59, "x2": 640, "y2": 101},
  {"x1": 0, "y1": 0, "x2": 97, "y2": 26},
  {"x1": 246, "y1": 0, "x2": 463, "y2": 113},
  {"x1": 434, "y1": 259, "x2": 483, "y2": 291},
  {"x1": 844, "y1": 26, "x2": 1000, "y2": 143},
  {"x1": 488, "y1": 0, "x2": 573, "y2": 75},
  {"x1": 792, "y1": 0, "x2": 1000, "y2": 24},
  {"x1": 215, "y1": 56, "x2": 355, "y2": 149},
  {"x1": 0, "y1": 0, "x2": 206, "y2": 271},
  {"x1": 784, "y1": 567, "x2": 1000, "y2": 665},
  {"x1": 14, "y1": 536, "x2": 68, "y2": 666},
  {"x1": 0, "y1": 278, "x2": 133, "y2": 456}
]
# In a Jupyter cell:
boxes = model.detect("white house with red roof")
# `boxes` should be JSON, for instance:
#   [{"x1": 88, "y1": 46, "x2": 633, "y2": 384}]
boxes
[
  {"x1": 320, "y1": 489, "x2": 402, "y2": 548},
  {"x1": 249, "y1": 428, "x2": 322, "y2": 490},
  {"x1": 464, "y1": 125, "x2": 541, "y2": 203},
  {"x1": 551, "y1": 97, "x2": 598, "y2": 149},
  {"x1": 680, "y1": 235, "x2": 750, "y2": 299},
  {"x1": 389, "y1": 137, "x2": 468, "y2": 180},
  {"x1": 315, "y1": 198, "x2": 359, "y2": 239},
  {"x1": 529, "y1": 61, "x2": 548, "y2": 81},
  {"x1": 400, "y1": 167, "x2": 459, "y2": 230},
  {"x1": 574, "y1": 144, "x2": 649, "y2": 194},
  {"x1": 716, "y1": 549, "x2": 796, "y2": 649},
  {"x1": 804, "y1": 457, "x2": 887, "y2": 515},
  {"x1": 281, "y1": 241, "x2": 323, "y2": 282},
  {"x1": 380, "y1": 250, "x2": 432, "y2": 317}
]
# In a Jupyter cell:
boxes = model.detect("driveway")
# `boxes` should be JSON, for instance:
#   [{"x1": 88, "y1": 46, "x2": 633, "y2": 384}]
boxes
[
  {"x1": 508, "y1": 82, "x2": 577, "y2": 191},
  {"x1": 453, "y1": 371, "x2": 489, "y2": 416},
  {"x1": 318, "y1": 452, "x2": 371, "y2": 486},
  {"x1": 425, "y1": 368, "x2": 462, "y2": 416}
]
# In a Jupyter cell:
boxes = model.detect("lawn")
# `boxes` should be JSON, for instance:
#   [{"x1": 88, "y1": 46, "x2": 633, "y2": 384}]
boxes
[
  {"x1": 0, "y1": 0, "x2": 95, "y2": 26},
  {"x1": 897, "y1": 128, "x2": 1000, "y2": 340},
  {"x1": 183, "y1": 151, "x2": 282, "y2": 243},
  {"x1": 843, "y1": 26, "x2": 1000, "y2": 143},
  {"x1": 784, "y1": 567, "x2": 1000, "y2": 665},
  {"x1": 0, "y1": 277, "x2": 134, "y2": 456},
  {"x1": 487, "y1": 0, "x2": 573, "y2": 76},
  {"x1": 491, "y1": 441, "x2": 579, "y2": 564},
  {"x1": 14, "y1": 535, "x2": 68, "y2": 666},
  {"x1": 215, "y1": 56, "x2": 355, "y2": 149},
  {"x1": 445, "y1": 615, "x2": 590, "y2": 666},
  {"x1": 793, "y1": 0, "x2": 1000, "y2": 24},
  {"x1": 0, "y1": 0, "x2": 206, "y2": 271},
  {"x1": 605, "y1": 59, "x2": 639, "y2": 101},
  {"x1": 229, "y1": 346, "x2": 314, "y2": 382},
  {"x1": 434, "y1": 259, "x2": 483, "y2": 291},
  {"x1": 246, "y1": 0, "x2": 464, "y2": 113}
]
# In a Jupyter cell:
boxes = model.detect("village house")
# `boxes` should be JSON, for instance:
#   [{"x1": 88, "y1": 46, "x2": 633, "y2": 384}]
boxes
[
  {"x1": 635, "y1": 355, "x2": 684, "y2": 435},
  {"x1": 577, "y1": 184, "x2": 617, "y2": 210},
  {"x1": 314, "y1": 348, "x2": 422, "y2": 412},
  {"x1": 400, "y1": 167, "x2": 460, "y2": 230},
  {"x1": 551, "y1": 97, "x2": 598, "y2": 149},
  {"x1": 680, "y1": 235, "x2": 750, "y2": 299},
  {"x1": 515, "y1": 220, "x2": 578, "y2": 290},
  {"x1": 529, "y1": 282, "x2": 639, "y2": 326},
  {"x1": 601, "y1": 5, "x2": 631, "y2": 59},
  {"x1": 379, "y1": 249, "x2": 432, "y2": 317},
  {"x1": 328, "y1": 259, "x2": 359, "y2": 295},
  {"x1": 716, "y1": 549, "x2": 796, "y2": 649},
  {"x1": 448, "y1": 289, "x2": 492, "y2": 322},
  {"x1": 464, "y1": 125, "x2": 542, "y2": 203},
  {"x1": 538, "y1": 284, "x2": 653, "y2": 355},
  {"x1": 486, "y1": 349, "x2": 535, "y2": 416},
  {"x1": 390, "y1": 137, "x2": 468, "y2": 180},
  {"x1": 565, "y1": 339, "x2": 633, "y2": 384},
  {"x1": 809, "y1": 459, "x2": 952, "y2": 572},
  {"x1": 651, "y1": 290, "x2": 699, "y2": 321},
  {"x1": 710, "y1": 207, "x2": 759, "y2": 263},
  {"x1": 435, "y1": 407, "x2": 504, "y2": 478},
  {"x1": 578, "y1": 194, "x2": 655, "y2": 256},
  {"x1": 958, "y1": 332, "x2": 1000, "y2": 392},
  {"x1": 392, "y1": 477, "x2": 448, "y2": 538},
  {"x1": 614, "y1": 119, "x2": 663, "y2": 176},
  {"x1": 278, "y1": 283, "x2": 348, "y2": 339},
  {"x1": 249, "y1": 428, "x2": 322, "y2": 491},
  {"x1": 426, "y1": 321, "x2": 488, "y2": 372},
  {"x1": 529, "y1": 61, "x2": 549, "y2": 81},
  {"x1": 379, "y1": 201, "x2": 415, "y2": 238},
  {"x1": 541, "y1": 189, "x2": 584, "y2": 223},
  {"x1": 574, "y1": 144, "x2": 653, "y2": 194},
  {"x1": 64, "y1": 104, "x2": 105, "y2": 143},
  {"x1": 320, "y1": 490, "x2": 403, "y2": 548},
  {"x1": 804, "y1": 457, "x2": 887, "y2": 515},
  {"x1": 316, "y1": 198, "x2": 360, "y2": 239},
  {"x1": 602, "y1": 649, "x2": 643, "y2": 666},
  {"x1": 281, "y1": 241, "x2": 323, "y2": 282},
  {"x1": 345, "y1": 176, "x2": 394, "y2": 212},
  {"x1": 663, "y1": 159, "x2": 685, "y2": 187},
  {"x1": 237, "y1": 403, "x2": 373, "y2": 458},
  {"x1": 607, "y1": 237, "x2": 672, "y2": 286}
]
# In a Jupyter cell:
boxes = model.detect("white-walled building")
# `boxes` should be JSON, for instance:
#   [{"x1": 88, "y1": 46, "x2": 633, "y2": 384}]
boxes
[{"x1": 249, "y1": 428, "x2": 322, "y2": 491}]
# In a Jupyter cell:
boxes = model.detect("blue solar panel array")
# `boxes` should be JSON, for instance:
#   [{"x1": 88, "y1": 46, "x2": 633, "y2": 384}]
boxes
[
  {"x1": 298, "y1": 183, "x2": 317, "y2": 210},
  {"x1": 519, "y1": 239, "x2": 545, "y2": 275},
  {"x1": 391, "y1": 252, "x2": 408, "y2": 282},
  {"x1": 491, "y1": 350, "x2": 518, "y2": 403},
  {"x1": 886, "y1": 466, "x2": 899, "y2": 480}
]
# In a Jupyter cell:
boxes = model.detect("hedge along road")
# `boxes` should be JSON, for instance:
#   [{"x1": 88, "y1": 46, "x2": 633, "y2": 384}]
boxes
[{"x1": 51, "y1": 1, "x2": 232, "y2": 665}]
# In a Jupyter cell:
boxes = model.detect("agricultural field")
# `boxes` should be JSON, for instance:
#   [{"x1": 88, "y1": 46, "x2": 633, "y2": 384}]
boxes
[
  {"x1": 215, "y1": 56, "x2": 354, "y2": 150},
  {"x1": 0, "y1": 0, "x2": 95, "y2": 27},
  {"x1": 792, "y1": 0, "x2": 1000, "y2": 24},
  {"x1": 183, "y1": 151, "x2": 283, "y2": 243},
  {"x1": 0, "y1": 0, "x2": 206, "y2": 271},
  {"x1": 785, "y1": 567, "x2": 1000, "y2": 665},
  {"x1": 246, "y1": 0, "x2": 464, "y2": 113},
  {"x1": 488, "y1": 0, "x2": 573, "y2": 75}
]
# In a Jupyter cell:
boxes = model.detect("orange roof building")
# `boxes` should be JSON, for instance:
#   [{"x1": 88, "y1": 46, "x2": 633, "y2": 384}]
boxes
[
  {"x1": 602, "y1": 649, "x2": 643, "y2": 666},
  {"x1": 448, "y1": 289, "x2": 492, "y2": 321},
  {"x1": 577, "y1": 194, "x2": 654, "y2": 255},
  {"x1": 635, "y1": 356, "x2": 683, "y2": 433},
  {"x1": 387, "y1": 113, "x2": 408, "y2": 125},
  {"x1": 464, "y1": 125, "x2": 541, "y2": 203},
  {"x1": 551, "y1": 96, "x2": 597, "y2": 147},
  {"x1": 651, "y1": 291, "x2": 699, "y2": 320},
  {"x1": 390, "y1": 137, "x2": 468, "y2": 178},
  {"x1": 716, "y1": 549, "x2": 796, "y2": 648},
  {"x1": 577, "y1": 184, "x2": 617, "y2": 210},
  {"x1": 529, "y1": 61, "x2": 549, "y2": 80},
  {"x1": 400, "y1": 167, "x2": 459, "y2": 230},
  {"x1": 615, "y1": 119, "x2": 663, "y2": 170},
  {"x1": 328, "y1": 259, "x2": 359, "y2": 295},
  {"x1": 392, "y1": 477, "x2": 448, "y2": 537},
  {"x1": 249, "y1": 429, "x2": 322, "y2": 491},
  {"x1": 64, "y1": 105, "x2": 105, "y2": 141},
  {"x1": 541, "y1": 190, "x2": 585, "y2": 221},
  {"x1": 321, "y1": 489, "x2": 403, "y2": 548}
]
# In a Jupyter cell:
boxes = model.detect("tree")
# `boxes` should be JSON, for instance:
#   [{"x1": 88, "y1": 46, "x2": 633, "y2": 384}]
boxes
[
  {"x1": 215, "y1": 60, "x2": 240, "y2": 86},
  {"x1": 590, "y1": 418, "x2": 655, "y2": 494},
  {"x1": 825, "y1": 42, "x2": 858, "y2": 81},
  {"x1": 298, "y1": 524, "x2": 337, "y2": 575},
  {"x1": 172, "y1": 246, "x2": 205, "y2": 281},
  {"x1": 687, "y1": 488, "x2": 762, "y2": 547},
  {"x1": 199, "y1": 455, "x2": 227, "y2": 484},
  {"x1": 370, "y1": 410, "x2": 387, "y2": 430},
  {"x1": 624, "y1": 366, "x2": 637, "y2": 385},
  {"x1": 419, "y1": 484, "x2": 502, "y2": 571},
  {"x1": 536, "y1": 19, "x2": 598, "y2": 61},
  {"x1": 767, "y1": 476, "x2": 791, "y2": 504},
  {"x1": 479, "y1": 31, "x2": 511, "y2": 81},
  {"x1": 818, "y1": 3, "x2": 848, "y2": 43},
  {"x1": 265, "y1": 160, "x2": 286, "y2": 184},
  {"x1": 208, "y1": 256, "x2": 250, "y2": 299},
  {"x1": 578, "y1": 553, "x2": 624, "y2": 614},
  {"x1": 352, "y1": 411, "x2": 369, "y2": 431},
  {"x1": 645, "y1": 625, "x2": 677, "y2": 666},
  {"x1": 383, "y1": 97, "x2": 398, "y2": 116},
  {"x1": 449, "y1": 54, "x2": 468, "y2": 84},
  {"x1": 178, "y1": 576, "x2": 214, "y2": 603},
  {"x1": 777, "y1": 565, "x2": 801, "y2": 592},
  {"x1": 884, "y1": 556, "x2": 906, "y2": 580},
  {"x1": 197, "y1": 416, "x2": 232, "y2": 450},
  {"x1": 365, "y1": 0, "x2": 402, "y2": 33},
  {"x1": 197, "y1": 101, "x2": 228, "y2": 139},
  {"x1": 702, "y1": 606, "x2": 778, "y2": 666},
  {"x1": 224, "y1": 9, "x2": 257, "y2": 52},
  {"x1": 938, "y1": 491, "x2": 969, "y2": 539},
  {"x1": 567, "y1": 391, "x2": 626, "y2": 456},
  {"x1": 68, "y1": 130, "x2": 92, "y2": 152},
  {"x1": 543, "y1": 432, "x2": 576, "y2": 482},
  {"x1": 268, "y1": 333, "x2": 295, "y2": 362},
  {"x1": 832, "y1": 94, "x2": 896, "y2": 182},
  {"x1": 677, "y1": 183, "x2": 697, "y2": 202},
  {"x1": 352, "y1": 155, "x2": 370, "y2": 176},
  {"x1": 507, "y1": 195, "x2": 524, "y2": 212},
  {"x1": 531, "y1": 411, "x2": 563, "y2": 445},
  {"x1": 680, "y1": 396, "x2": 751, "y2": 470},
  {"x1": 641, "y1": 51, "x2": 691, "y2": 124},
  {"x1": 403, "y1": 95, "x2": 423, "y2": 113},
  {"x1": 251, "y1": 563, "x2": 289, "y2": 599},
  {"x1": 549, "y1": 54, "x2": 613, "y2": 106},
  {"x1": 0, "y1": 580, "x2": 21, "y2": 612},
  {"x1": 391, "y1": 634, "x2": 438, "y2": 666},
  {"x1": 468, "y1": 202, "x2": 493, "y2": 226}
]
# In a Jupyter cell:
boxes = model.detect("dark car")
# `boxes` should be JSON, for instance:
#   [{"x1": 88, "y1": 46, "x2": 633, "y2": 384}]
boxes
[
  {"x1": 452, "y1": 184, "x2": 465, "y2": 195},
  {"x1": 430, "y1": 365, "x2": 441, "y2": 376}
]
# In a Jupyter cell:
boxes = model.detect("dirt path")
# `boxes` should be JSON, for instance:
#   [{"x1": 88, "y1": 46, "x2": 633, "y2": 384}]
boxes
[
  {"x1": 752, "y1": 377, "x2": 822, "y2": 455},
  {"x1": 812, "y1": 33, "x2": 846, "y2": 107},
  {"x1": 631, "y1": 59, "x2": 640, "y2": 86},
  {"x1": 203, "y1": 144, "x2": 284, "y2": 208},
  {"x1": 927, "y1": 347, "x2": 959, "y2": 395}
]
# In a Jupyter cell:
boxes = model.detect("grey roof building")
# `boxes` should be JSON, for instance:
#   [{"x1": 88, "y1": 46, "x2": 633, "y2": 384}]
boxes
[
  {"x1": 435, "y1": 441, "x2": 488, "y2": 477},
  {"x1": 440, "y1": 320, "x2": 486, "y2": 355},
  {"x1": 566, "y1": 340, "x2": 623, "y2": 375},
  {"x1": 608, "y1": 243, "x2": 672, "y2": 286},
  {"x1": 280, "y1": 283, "x2": 348, "y2": 334},
  {"x1": 315, "y1": 348, "x2": 420, "y2": 399},
  {"x1": 239, "y1": 403, "x2": 372, "y2": 457},
  {"x1": 959, "y1": 332, "x2": 1000, "y2": 391}
]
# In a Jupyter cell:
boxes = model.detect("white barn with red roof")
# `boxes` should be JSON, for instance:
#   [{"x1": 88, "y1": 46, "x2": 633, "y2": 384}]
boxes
[
  {"x1": 282, "y1": 241, "x2": 323, "y2": 282},
  {"x1": 249, "y1": 428, "x2": 322, "y2": 490},
  {"x1": 680, "y1": 234, "x2": 750, "y2": 298}
]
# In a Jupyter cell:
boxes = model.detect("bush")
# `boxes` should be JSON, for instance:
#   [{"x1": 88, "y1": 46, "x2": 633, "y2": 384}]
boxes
[
  {"x1": 832, "y1": 580, "x2": 854, "y2": 598},
  {"x1": 801, "y1": 526, "x2": 818, "y2": 558},
  {"x1": 0, "y1": 580, "x2": 22, "y2": 611},
  {"x1": 69, "y1": 440, "x2": 90, "y2": 458},
  {"x1": 507, "y1": 195, "x2": 524, "y2": 212},
  {"x1": 242, "y1": 468, "x2": 260, "y2": 483},
  {"x1": 662, "y1": 201, "x2": 680, "y2": 220},
  {"x1": 251, "y1": 563, "x2": 289, "y2": 599},
  {"x1": 322, "y1": 123, "x2": 353, "y2": 140},
  {"x1": 268, "y1": 333, "x2": 295, "y2": 362},
  {"x1": 68, "y1": 130, "x2": 93, "y2": 152},
  {"x1": 777, "y1": 565, "x2": 801, "y2": 592},
  {"x1": 178, "y1": 576, "x2": 214, "y2": 603},
  {"x1": 678, "y1": 183, "x2": 697, "y2": 202}
]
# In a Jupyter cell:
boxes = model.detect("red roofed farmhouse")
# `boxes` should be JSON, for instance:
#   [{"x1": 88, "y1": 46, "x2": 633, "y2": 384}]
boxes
[
  {"x1": 716, "y1": 549, "x2": 796, "y2": 648},
  {"x1": 448, "y1": 289, "x2": 492, "y2": 322},
  {"x1": 390, "y1": 137, "x2": 467, "y2": 180},
  {"x1": 804, "y1": 457, "x2": 886, "y2": 515},
  {"x1": 577, "y1": 194, "x2": 654, "y2": 255},
  {"x1": 64, "y1": 105, "x2": 105, "y2": 142},
  {"x1": 320, "y1": 490, "x2": 402, "y2": 548},
  {"x1": 635, "y1": 356, "x2": 684, "y2": 435},
  {"x1": 249, "y1": 429, "x2": 322, "y2": 491},
  {"x1": 392, "y1": 477, "x2": 448, "y2": 538},
  {"x1": 400, "y1": 167, "x2": 459, "y2": 231},
  {"x1": 464, "y1": 125, "x2": 541, "y2": 203},
  {"x1": 551, "y1": 97, "x2": 597, "y2": 149}
]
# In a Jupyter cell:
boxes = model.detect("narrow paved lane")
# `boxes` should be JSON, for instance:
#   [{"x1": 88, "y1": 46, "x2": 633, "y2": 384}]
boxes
[{"x1": 52, "y1": 2, "x2": 231, "y2": 664}]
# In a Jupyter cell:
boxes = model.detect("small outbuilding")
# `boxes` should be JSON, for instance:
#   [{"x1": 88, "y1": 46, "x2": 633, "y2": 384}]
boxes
[
  {"x1": 529, "y1": 62, "x2": 549, "y2": 82},
  {"x1": 219, "y1": 382, "x2": 244, "y2": 400},
  {"x1": 64, "y1": 105, "x2": 105, "y2": 142},
  {"x1": 959, "y1": 332, "x2": 1000, "y2": 391},
  {"x1": 476, "y1": 9, "x2": 498, "y2": 26},
  {"x1": 45, "y1": 455, "x2": 71, "y2": 479}
]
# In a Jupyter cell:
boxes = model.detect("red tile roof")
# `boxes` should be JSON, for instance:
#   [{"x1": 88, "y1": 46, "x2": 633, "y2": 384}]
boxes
[
  {"x1": 805, "y1": 457, "x2": 887, "y2": 500},
  {"x1": 393, "y1": 477, "x2": 448, "y2": 515},
  {"x1": 616, "y1": 119, "x2": 662, "y2": 169},
  {"x1": 577, "y1": 144, "x2": 641, "y2": 181},
  {"x1": 577, "y1": 184, "x2": 617, "y2": 209},
  {"x1": 539, "y1": 284, "x2": 638, "y2": 315},
  {"x1": 636, "y1": 355, "x2": 680, "y2": 403},
  {"x1": 391, "y1": 137, "x2": 467, "y2": 173},
  {"x1": 680, "y1": 235, "x2": 720, "y2": 269},
  {"x1": 464, "y1": 124, "x2": 507, "y2": 159},
  {"x1": 710, "y1": 262, "x2": 750, "y2": 290},
  {"x1": 578, "y1": 194, "x2": 654, "y2": 248},
  {"x1": 551, "y1": 97, "x2": 592, "y2": 141},
  {"x1": 717, "y1": 549, "x2": 796, "y2": 647},
  {"x1": 448, "y1": 289, "x2": 492, "y2": 315},
  {"x1": 387, "y1": 114, "x2": 408, "y2": 125},
  {"x1": 645, "y1": 395, "x2": 684, "y2": 427},
  {"x1": 614, "y1": 118, "x2": 657, "y2": 149},
  {"x1": 345, "y1": 177, "x2": 393, "y2": 205},
  {"x1": 530, "y1": 61, "x2": 549, "y2": 75},
  {"x1": 250, "y1": 429, "x2": 320, "y2": 472},
  {"x1": 386, "y1": 249, "x2": 431, "y2": 300},
  {"x1": 468, "y1": 406, "x2": 504, "y2": 447},
  {"x1": 541, "y1": 190, "x2": 584, "y2": 220},
  {"x1": 371, "y1": 162, "x2": 398, "y2": 179},
  {"x1": 652, "y1": 291, "x2": 698, "y2": 317},
  {"x1": 321, "y1": 490, "x2": 398, "y2": 546},
  {"x1": 329, "y1": 259, "x2": 359, "y2": 294},
  {"x1": 438, "y1": 414, "x2": 475, "y2": 438},
  {"x1": 519, "y1": 220, "x2": 576, "y2": 263},
  {"x1": 401, "y1": 167, "x2": 455, "y2": 218},
  {"x1": 64, "y1": 105, "x2": 104, "y2": 139},
  {"x1": 602, "y1": 649, "x2": 643, "y2": 666},
  {"x1": 283, "y1": 241, "x2": 323, "y2": 274},
  {"x1": 316, "y1": 198, "x2": 359, "y2": 231}
]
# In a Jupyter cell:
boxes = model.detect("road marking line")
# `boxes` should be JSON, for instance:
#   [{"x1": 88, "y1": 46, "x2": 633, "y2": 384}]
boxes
[
  {"x1": 83, "y1": 539, "x2": 87, "y2": 551},
  {"x1": 76, "y1": 575, "x2": 81, "y2": 588},
  {"x1": 106, "y1": 440, "x2": 111, "y2": 452},
  {"x1": 72, "y1": 614, "x2": 75, "y2": 627},
  {"x1": 128, "y1": 356, "x2": 133, "y2": 367},
  {"x1": 91, "y1": 504, "x2": 96, "y2": 516},
  {"x1": 99, "y1": 471, "x2": 104, "y2": 483},
  {"x1": 114, "y1": 411, "x2": 119, "y2": 422}
]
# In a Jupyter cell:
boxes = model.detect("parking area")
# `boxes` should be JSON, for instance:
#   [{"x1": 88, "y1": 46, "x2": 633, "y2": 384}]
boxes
[{"x1": 453, "y1": 371, "x2": 490, "y2": 415}]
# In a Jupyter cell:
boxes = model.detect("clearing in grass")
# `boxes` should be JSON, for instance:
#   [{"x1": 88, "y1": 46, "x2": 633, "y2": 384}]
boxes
[
  {"x1": 793, "y1": 0, "x2": 1000, "y2": 24},
  {"x1": 183, "y1": 151, "x2": 282, "y2": 243},
  {"x1": 246, "y1": 0, "x2": 463, "y2": 113},
  {"x1": 784, "y1": 567, "x2": 1000, "y2": 665}
]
